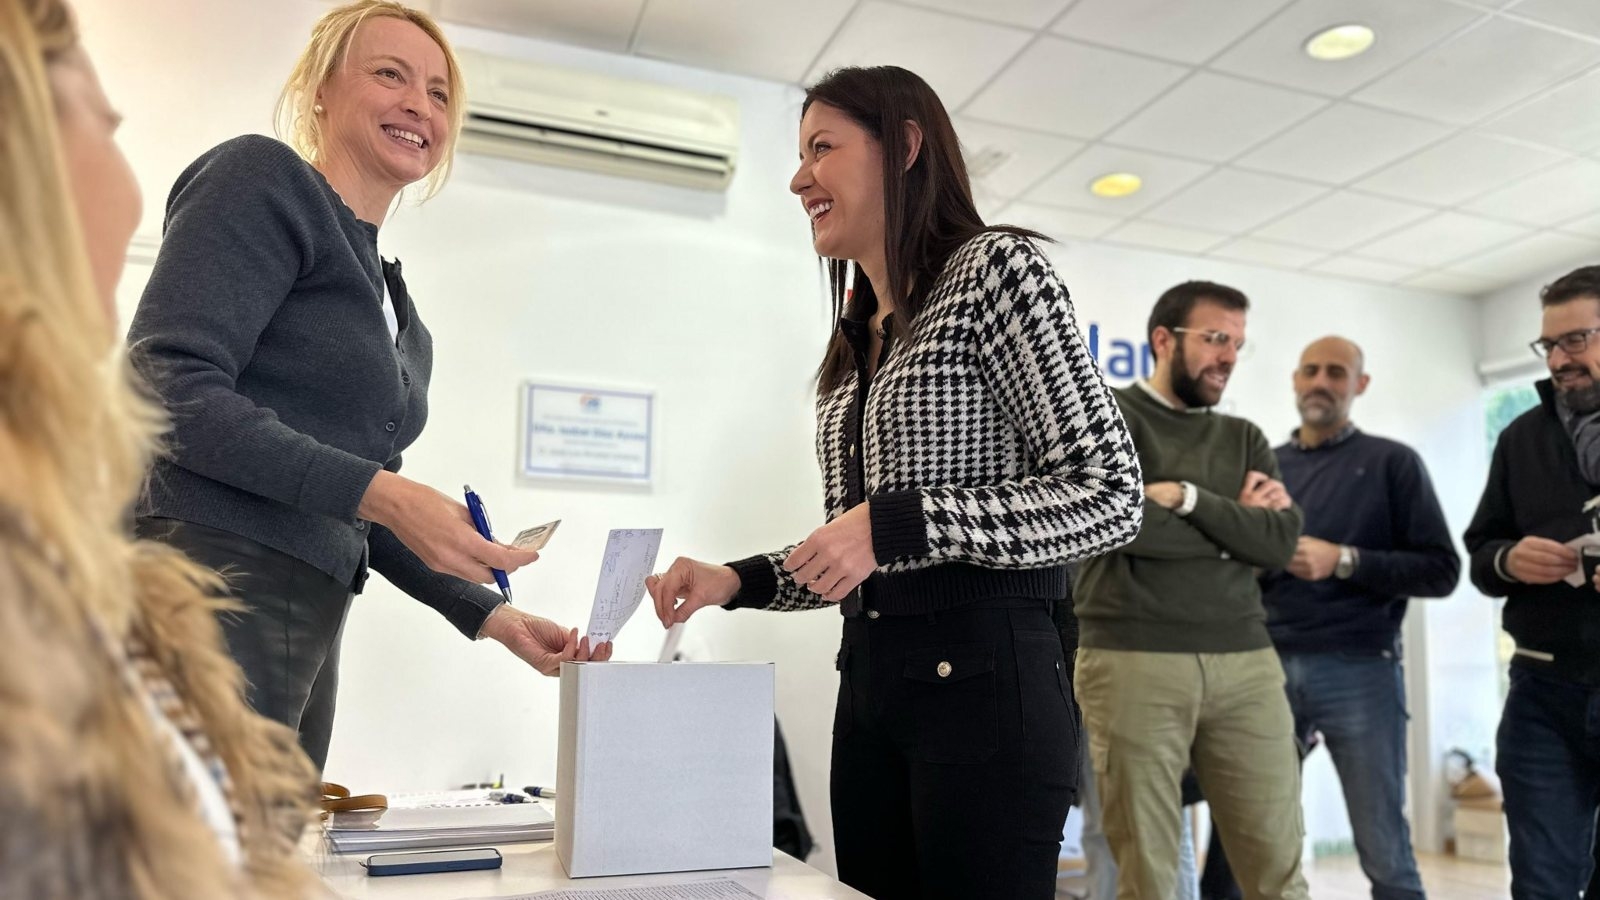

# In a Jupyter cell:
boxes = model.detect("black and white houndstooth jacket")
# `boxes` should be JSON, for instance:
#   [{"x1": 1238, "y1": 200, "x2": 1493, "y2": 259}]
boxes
[{"x1": 727, "y1": 231, "x2": 1144, "y2": 616}]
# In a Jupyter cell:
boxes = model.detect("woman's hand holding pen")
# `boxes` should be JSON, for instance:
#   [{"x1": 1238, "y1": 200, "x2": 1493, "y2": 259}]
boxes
[
  {"x1": 358, "y1": 471, "x2": 539, "y2": 583},
  {"x1": 783, "y1": 502, "x2": 876, "y2": 604},
  {"x1": 479, "y1": 604, "x2": 612, "y2": 675},
  {"x1": 647, "y1": 558, "x2": 741, "y2": 627}
]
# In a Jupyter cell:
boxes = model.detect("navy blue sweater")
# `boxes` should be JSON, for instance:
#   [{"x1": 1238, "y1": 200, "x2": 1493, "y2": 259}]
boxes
[{"x1": 1261, "y1": 428, "x2": 1460, "y2": 654}]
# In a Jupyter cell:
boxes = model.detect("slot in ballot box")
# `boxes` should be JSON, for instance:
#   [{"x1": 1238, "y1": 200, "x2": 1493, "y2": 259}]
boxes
[{"x1": 556, "y1": 661, "x2": 774, "y2": 878}]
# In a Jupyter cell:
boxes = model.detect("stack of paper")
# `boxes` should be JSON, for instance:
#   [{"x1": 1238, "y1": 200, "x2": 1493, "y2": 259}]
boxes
[
  {"x1": 325, "y1": 804, "x2": 555, "y2": 853},
  {"x1": 479, "y1": 881, "x2": 762, "y2": 899}
]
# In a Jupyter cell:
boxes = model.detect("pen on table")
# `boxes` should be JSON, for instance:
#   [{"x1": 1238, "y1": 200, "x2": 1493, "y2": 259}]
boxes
[
  {"x1": 463, "y1": 484, "x2": 513, "y2": 603},
  {"x1": 523, "y1": 786, "x2": 557, "y2": 800}
]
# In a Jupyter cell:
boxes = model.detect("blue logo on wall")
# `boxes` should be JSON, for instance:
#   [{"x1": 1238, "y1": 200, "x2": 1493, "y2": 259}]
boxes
[{"x1": 1086, "y1": 323, "x2": 1153, "y2": 382}]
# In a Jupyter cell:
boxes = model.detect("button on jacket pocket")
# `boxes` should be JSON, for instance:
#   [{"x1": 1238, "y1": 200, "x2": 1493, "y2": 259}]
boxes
[{"x1": 897, "y1": 643, "x2": 998, "y2": 764}]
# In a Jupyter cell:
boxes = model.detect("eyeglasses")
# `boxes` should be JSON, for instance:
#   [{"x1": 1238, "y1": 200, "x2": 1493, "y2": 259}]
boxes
[
  {"x1": 1530, "y1": 327, "x2": 1600, "y2": 358},
  {"x1": 1172, "y1": 327, "x2": 1247, "y2": 353}
]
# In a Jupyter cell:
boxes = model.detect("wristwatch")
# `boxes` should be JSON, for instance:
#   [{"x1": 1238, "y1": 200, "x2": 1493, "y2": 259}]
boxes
[{"x1": 1334, "y1": 545, "x2": 1357, "y2": 580}]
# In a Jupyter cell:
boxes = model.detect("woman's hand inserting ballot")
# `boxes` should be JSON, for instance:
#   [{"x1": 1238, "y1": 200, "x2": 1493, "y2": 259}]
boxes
[
  {"x1": 782, "y1": 503, "x2": 876, "y2": 604},
  {"x1": 479, "y1": 603, "x2": 612, "y2": 675},
  {"x1": 647, "y1": 558, "x2": 741, "y2": 627}
]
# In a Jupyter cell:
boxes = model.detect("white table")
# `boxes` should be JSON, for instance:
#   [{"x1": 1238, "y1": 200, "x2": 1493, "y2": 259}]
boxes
[{"x1": 315, "y1": 841, "x2": 870, "y2": 899}]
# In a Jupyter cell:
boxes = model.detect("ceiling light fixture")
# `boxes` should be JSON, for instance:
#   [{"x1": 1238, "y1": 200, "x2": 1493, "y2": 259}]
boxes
[
  {"x1": 1089, "y1": 172, "x2": 1142, "y2": 198},
  {"x1": 1304, "y1": 23, "x2": 1376, "y2": 61}
]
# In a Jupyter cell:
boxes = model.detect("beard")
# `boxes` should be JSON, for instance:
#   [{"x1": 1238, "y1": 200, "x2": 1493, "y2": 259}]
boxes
[
  {"x1": 1554, "y1": 364, "x2": 1600, "y2": 414},
  {"x1": 1170, "y1": 339, "x2": 1229, "y2": 408},
  {"x1": 1297, "y1": 390, "x2": 1343, "y2": 427}
]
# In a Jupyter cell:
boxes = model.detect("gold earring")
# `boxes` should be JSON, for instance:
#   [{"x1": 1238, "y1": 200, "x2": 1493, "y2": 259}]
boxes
[{"x1": 313, "y1": 104, "x2": 324, "y2": 115}]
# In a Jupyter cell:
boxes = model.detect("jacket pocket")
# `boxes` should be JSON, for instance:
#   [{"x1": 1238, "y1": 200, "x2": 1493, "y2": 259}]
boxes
[
  {"x1": 1015, "y1": 631, "x2": 1081, "y2": 793},
  {"x1": 896, "y1": 643, "x2": 998, "y2": 764},
  {"x1": 833, "y1": 641, "x2": 853, "y2": 739}
]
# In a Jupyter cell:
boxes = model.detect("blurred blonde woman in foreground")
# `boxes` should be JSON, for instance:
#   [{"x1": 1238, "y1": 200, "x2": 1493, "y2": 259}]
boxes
[{"x1": 0, "y1": 0, "x2": 320, "y2": 895}]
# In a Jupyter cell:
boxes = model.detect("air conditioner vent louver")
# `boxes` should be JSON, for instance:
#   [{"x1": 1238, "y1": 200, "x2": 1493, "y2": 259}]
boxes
[{"x1": 457, "y1": 49, "x2": 739, "y2": 191}]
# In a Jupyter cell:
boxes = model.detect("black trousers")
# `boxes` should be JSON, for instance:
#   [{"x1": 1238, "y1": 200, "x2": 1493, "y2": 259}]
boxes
[
  {"x1": 831, "y1": 600, "x2": 1079, "y2": 900},
  {"x1": 136, "y1": 518, "x2": 353, "y2": 772}
]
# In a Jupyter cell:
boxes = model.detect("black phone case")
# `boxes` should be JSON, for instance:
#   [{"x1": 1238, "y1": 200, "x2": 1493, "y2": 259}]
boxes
[{"x1": 367, "y1": 849, "x2": 502, "y2": 877}]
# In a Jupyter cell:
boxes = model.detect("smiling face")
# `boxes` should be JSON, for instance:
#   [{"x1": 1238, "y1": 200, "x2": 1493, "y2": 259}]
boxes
[
  {"x1": 789, "y1": 100, "x2": 886, "y2": 265},
  {"x1": 1542, "y1": 295, "x2": 1600, "y2": 413},
  {"x1": 317, "y1": 15, "x2": 450, "y2": 191}
]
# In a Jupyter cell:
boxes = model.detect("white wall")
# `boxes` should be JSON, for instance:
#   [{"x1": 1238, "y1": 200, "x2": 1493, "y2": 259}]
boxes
[
  {"x1": 1480, "y1": 276, "x2": 1547, "y2": 367},
  {"x1": 86, "y1": 0, "x2": 1503, "y2": 871},
  {"x1": 1477, "y1": 267, "x2": 1591, "y2": 375}
]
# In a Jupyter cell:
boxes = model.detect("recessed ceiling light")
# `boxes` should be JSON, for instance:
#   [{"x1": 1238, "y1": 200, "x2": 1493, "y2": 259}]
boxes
[
  {"x1": 1304, "y1": 23, "x2": 1376, "y2": 61},
  {"x1": 1089, "y1": 172, "x2": 1142, "y2": 198}
]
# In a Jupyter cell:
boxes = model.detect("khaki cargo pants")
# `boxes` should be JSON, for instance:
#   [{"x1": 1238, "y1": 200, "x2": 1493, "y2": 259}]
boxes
[{"x1": 1075, "y1": 647, "x2": 1310, "y2": 900}]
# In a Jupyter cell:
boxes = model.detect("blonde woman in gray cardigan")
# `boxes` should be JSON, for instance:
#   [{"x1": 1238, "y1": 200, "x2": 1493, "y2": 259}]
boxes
[
  {"x1": 126, "y1": 1, "x2": 607, "y2": 772},
  {"x1": 647, "y1": 66, "x2": 1143, "y2": 900}
]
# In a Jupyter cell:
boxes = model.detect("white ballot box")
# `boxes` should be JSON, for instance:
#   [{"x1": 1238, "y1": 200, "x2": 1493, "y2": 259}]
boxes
[{"x1": 556, "y1": 661, "x2": 775, "y2": 878}]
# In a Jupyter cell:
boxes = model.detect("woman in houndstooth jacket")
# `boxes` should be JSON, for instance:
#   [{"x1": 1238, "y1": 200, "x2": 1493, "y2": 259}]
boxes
[{"x1": 646, "y1": 66, "x2": 1143, "y2": 900}]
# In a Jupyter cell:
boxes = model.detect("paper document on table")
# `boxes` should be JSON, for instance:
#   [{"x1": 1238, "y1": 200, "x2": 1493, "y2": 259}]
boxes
[
  {"x1": 585, "y1": 529, "x2": 662, "y2": 643},
  {"x1": 385, "y1": 789, "x2": 505, "y2": 809},
  {"x1": 466, "y1": 879, "x2": 760, "y2": 900},
  {"x1": 1562, "y1": 532, "x2": 1600, "y2": 587}
]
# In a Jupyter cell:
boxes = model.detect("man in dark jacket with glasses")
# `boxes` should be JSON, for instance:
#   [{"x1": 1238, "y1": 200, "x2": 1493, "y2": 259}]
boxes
[{"x1": 1465, "y1": 264, "x2": 1600, "y2": 898}]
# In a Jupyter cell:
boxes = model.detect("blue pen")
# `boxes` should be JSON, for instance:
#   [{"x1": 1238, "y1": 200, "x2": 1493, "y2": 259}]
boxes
[{"x1": 463, "y1": 484, "x2": 513, "y2": 603}]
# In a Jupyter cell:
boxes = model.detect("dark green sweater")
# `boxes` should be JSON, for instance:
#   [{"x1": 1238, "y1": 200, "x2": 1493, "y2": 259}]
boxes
[{"x1": 1077, "y1": 384, "x2": 1302, "y2": 653}]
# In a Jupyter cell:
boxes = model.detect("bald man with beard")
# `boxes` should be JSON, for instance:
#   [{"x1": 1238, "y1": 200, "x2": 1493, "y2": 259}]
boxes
[{"x1": 1258, "y1": 336, "x2": 1459, "y2": 900}]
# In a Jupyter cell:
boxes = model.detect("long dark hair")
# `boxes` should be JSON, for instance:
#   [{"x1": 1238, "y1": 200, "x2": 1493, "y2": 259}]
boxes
[{"x1": 805, "y1": 66, "x2": 1044, "y2": 395}]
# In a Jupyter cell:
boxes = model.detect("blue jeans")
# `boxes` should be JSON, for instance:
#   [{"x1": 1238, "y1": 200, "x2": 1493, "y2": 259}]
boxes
[
  {"x1": 1280, "y1": 652, "x2": 1425, "y2": 900},
  {"x1": 1497, "y1": 665, "x2": 1600, "y2": 900}
]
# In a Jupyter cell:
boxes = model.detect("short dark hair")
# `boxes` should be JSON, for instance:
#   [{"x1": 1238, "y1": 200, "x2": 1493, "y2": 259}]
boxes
[
  {"x1": 1540, "y1": 265, "x2": 1600, "y2": 307},
  {"x1": 1147, "y1": 281, "x2": 1249, "y2": 345}
]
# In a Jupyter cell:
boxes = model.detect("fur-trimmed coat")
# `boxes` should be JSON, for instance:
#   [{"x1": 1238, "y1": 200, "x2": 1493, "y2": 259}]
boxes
[{"x1": 0, "y1": 514, "x2": 321, "y2": 898}]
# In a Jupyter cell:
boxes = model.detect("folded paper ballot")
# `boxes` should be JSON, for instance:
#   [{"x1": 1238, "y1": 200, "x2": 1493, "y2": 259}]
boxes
[
  {"x1": 325, "y1": 803, "x2": 554, "y2": 854},
  {"x1": 585, "y1": 528, "x2": 662, "y2": 644}
]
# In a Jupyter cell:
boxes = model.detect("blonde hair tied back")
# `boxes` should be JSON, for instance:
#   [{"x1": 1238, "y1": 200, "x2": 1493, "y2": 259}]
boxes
[{"x1": 275, "y1": 0, "x2": 466, "y2": 202}]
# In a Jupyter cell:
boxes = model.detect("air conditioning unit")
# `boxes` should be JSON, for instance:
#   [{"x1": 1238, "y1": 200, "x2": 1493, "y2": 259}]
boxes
[{"x1": 457, "y1": 49, "x2": 739, "y2": 191}]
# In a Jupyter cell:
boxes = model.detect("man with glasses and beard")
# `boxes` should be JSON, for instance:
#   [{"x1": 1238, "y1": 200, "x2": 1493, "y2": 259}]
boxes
[
  {"x1": 1466, "y1": 265, "x2": 1600, "y2": 898},
  {"x1": 1075, "y1": 281, "x2": 1310, "y2": 900},
  {"x1": 1255, "y1": 336, "x2": 1459, "y2": 900}
]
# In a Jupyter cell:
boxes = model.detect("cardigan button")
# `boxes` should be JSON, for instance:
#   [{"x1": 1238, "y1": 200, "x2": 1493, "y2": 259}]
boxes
[
  {"x1": 866, "y1": 609, "x2": 880, "y2": 620},
  {"x1": 384, "y1": 422, "x2": 397, "y2": 433},
  {"x1": 936, "y1": 661, "x2": 953, "y2": 679}
]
